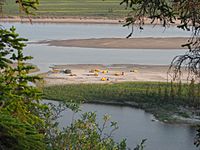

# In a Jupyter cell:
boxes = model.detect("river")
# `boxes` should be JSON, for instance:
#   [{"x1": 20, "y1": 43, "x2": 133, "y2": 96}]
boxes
[
  {"x1": 2, "y1": 22, "x2": 191, "y2": 41},
  {"x1": 2, "y1": 22, "x2": 198, "y2": 149},
  {"x1": 2, "y1": 22, "x2": 189, "y2": 72},
  {"x1": 46, "y1": 100, "x2": 197, "y2": 150}
]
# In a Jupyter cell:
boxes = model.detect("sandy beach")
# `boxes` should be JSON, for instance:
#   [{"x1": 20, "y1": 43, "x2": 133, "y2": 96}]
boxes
[
  {"x1": 0, "y1": 16, "x2": 123, "y2": 24},
  {"x1": 43, "y1": 64, "x2": 187, "y2": 85},
  {"x1": 0, "y1": 16, "x2": 182, "y2": 25},
  {"x1": 37, "y1": 37, "x2": 189, "y2": 49},
  {"x1": 2, "y1": 17, "x2": 190, "y2": 84}
]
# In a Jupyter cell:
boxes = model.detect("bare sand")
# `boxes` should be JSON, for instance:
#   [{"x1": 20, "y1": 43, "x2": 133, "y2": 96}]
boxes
[
  {"x1": 0, "y1": 16, "x2": 181, "y2": 25},
  {"x1": 0, "y1": 16, "x2": 122, "y2": 24},
  {"x1": 43, "y1": 64, "x2": 187, "y2": 86},
  {"x1": 38, "y1": 37, "x2": 189, "y2": 49}
]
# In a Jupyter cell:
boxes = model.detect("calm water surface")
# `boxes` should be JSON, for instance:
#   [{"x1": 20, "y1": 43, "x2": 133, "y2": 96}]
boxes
[
  {"x1": 2, "y1": 22, "x2": 191, "y2": 41},
  {"x1": 2, "y1": 22, "x2": 190, "y2": 72},
  {"x1": 25, "y1": 44, "x2": 186, "y2": 72},
  {"x1": 3, "y1": 22, "x2": 197, "y2": 149},
  {"x1": 45, "y1": 100, "x2": 197, "y2": 150}
]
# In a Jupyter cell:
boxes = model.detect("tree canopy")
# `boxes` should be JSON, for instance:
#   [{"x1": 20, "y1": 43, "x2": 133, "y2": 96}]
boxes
[
  {"x1": 121, "y1": 0, "x2": 200, "y2": 80},
  {"x1": 0, "y1": 1, "x2": 129, "y2": 149},
  {"x1": 0, "y1": 0, "x2": 199, "y2": 149}
]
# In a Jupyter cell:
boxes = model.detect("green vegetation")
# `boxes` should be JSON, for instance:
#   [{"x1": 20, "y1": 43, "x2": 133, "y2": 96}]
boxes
[
  {"x1": 0, "y1": 112, "x2": 46, "y2": 150},
  {"x1": 0, "y1": 26, "x2": 129, "y2": 149},
  {"x1": 122, "y1": 0, "x2": 200, "y2": 82},
  {"x1": 63, "y1": 112, "x2": 127, "y2": 150},
  {"x1": 0, "y1": 26, "x2": 46, "y2": 149},
  {"x1": 3, "y1": 0, "x2": 129, "y2": 18},
  {"x1": 0, "y1": 1, "x2": 134, "y2": 149},
  {"x1": 43, "y1": 81, "x2": 200, "y2": 123},
  {"x1": 1, "y1": 0, "x2": 200, "y2": 148}
]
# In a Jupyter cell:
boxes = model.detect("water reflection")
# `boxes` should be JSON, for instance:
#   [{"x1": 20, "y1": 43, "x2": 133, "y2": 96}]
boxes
[
  {"x1": 44, "y1": 100, "x2": 197, "y2": 150},
  {"x1": 3, "y1": 21, "x2": 196, "y2": 149}
]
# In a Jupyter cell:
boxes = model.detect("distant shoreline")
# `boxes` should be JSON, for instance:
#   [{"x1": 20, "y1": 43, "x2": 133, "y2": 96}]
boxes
[
  {"x1": 0, "y1": 16, "x2": 182, "y2": 25},
  {"x1": 0, "y1": 16, "x2": 123, "y2": 24}
]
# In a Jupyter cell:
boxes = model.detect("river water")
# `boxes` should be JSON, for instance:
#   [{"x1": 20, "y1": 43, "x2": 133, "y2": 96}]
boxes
[
  {"x1": 2, "y1": 22, "x2": 191, "y2": 41},
  {"x1": 46, "y1": 100, "x2": 197, "y2": 150},
  {"x1": 2, "y1": 22, "x2": 189, "y2": 72},
  {"x1": 25, "y1": 44, "x2": 186, "y2": 72},
  {"x1": 2, "y1": 22, "x2": 198, "y2": 149}
]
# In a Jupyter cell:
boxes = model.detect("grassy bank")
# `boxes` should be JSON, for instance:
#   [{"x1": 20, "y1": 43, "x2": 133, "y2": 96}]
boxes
[
  {"x1": 43, "y1": 81, "x2": 200, "y2": 124},
  {"x1": 3, "y1": 0, "x2": 129, "y2": 18}
]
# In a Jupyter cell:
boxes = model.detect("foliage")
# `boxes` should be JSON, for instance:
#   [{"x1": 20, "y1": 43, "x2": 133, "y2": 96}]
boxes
[
  {"x1": 43, "y1": 81, "x2": 200, "y2": 122},
  {"x1": 0, "y1": 112, "x2": 45, "y2": 150},
  {"x1": 0, "y1": 26, "x2": 43, "y2": 124},
  {"x1": 0, "y1": 1, "x2": 131, "y2": 149},
  {"x1": 2, "y1": 0, "x2": 199, "y2": 149},
  {"x1": 0, "y1": 1, "x2": 49, "y2": 148},
  {"x1": 43, "y1": 81, "x2": 200, "y2": 107},
  {"x1": 53, "y1": 112, "x2": 127, "y2": 150},
  {"x1": 20, "y1": 0, "x2": 39, "y2": 14},
  {"x1": 0, "y1": 25, "x2": 130, "y2": 149},
  {"x1": 0, "y1": 26, "x2": 48, "y2": 149},
  {"x1": 120, "y1": 0, "x2": 200, "y2": 146},
  {"x1": 121, "y1": 0, "x2": 199, "y2": 28},
  {"x1": 195, "y1": 125, "x2": 200, "y2": 148},
  {"x1": 121, "y1": 0, "x2": 200, "y2": 80},
  {"x1": 134, "y1": 139, "x2": 146, "y2": 150}
]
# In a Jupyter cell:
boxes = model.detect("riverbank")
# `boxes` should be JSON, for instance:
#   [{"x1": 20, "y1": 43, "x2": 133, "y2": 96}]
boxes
[
  {"x1": 40, "y1": 64, "x2": 190, "y2": 85},
  {"x1": 42, "y1": 64, "x2": 168, "y2": 85},
  {"x1": 40, "y1": 65, "x2": 200, "y2": 125},
  {"x1": 0, "y1": 16, "x2": 183, "y2": 25},
  {"x1": 0, "y1": 16, "x2": 122, "y2": 24},
  {"x1": 38, "y1": 64, "x2": 200, "y2": 124},
  {"x1": 43, "y1": 82, "x2": 200, "y2": 125},
  {"x1": 36, "y1": 37, "x2": 189, "y2": 49}
]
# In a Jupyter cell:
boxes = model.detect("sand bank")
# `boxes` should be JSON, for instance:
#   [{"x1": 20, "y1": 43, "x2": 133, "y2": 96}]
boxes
[
  {"x1": 0, "y1": 16, "x2": 182, "y2": 25},
  {"x1": 37, "y1": 37, "x2": 189, "y2": 49},
  {"x1": 43, "y1": 64, "x2": 187, "y2": 86},
  {"x1": 0, "y1": 16, "x2": 122, "y2": 24}
]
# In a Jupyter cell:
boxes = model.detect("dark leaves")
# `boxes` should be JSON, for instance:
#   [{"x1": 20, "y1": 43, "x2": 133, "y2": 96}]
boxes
[{"x1": 126, "y1": 32, "x2": 132, "y2": 38}]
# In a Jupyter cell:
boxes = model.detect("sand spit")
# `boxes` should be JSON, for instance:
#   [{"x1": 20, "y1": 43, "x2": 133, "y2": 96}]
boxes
[
  {"x1": 37, "y1": 37, "x2": 189, "y2": 49},
  {"x1": 43, "y1": 64, "x2": 187, "y2": 85},
  {"x1": 0, "y1": 16, "x2": 183, "y2": 25},
  {"x1": 0, "y1": 16, "x2": 122, "y2": 24}
]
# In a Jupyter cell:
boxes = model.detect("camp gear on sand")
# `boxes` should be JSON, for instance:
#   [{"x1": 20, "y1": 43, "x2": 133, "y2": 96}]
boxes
[
  {"x1": 130, "y1": 69, "x2": 138, "y2": 73},
  {"x1": 101, "y1": 77, "x2": 107, "y2": 81},
  {"x1": 63, "y1": 69, "x2": 72, "y2": 74}
]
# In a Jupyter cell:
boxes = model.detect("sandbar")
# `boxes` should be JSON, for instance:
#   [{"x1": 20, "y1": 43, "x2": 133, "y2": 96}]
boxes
[
  {"x1": 0, "y1": 16, "x2": 123, "y2": 24},
  {"x1": 37, "y1": 37, "x2": 189, "y2": 49},
  {"x1": 0, "y1": 16, "x2": 182, "y2": 25},
  {"x1": 43, "y1": 64, "x2": 187, "y2": 86}
]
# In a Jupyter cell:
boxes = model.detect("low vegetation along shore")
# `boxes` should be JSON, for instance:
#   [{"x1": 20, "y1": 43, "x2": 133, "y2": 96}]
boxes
[
  {"x1": 3, "y1": 0, "x2": 128, "y2": 18},
  {"x1": 43, "y1": 81, "x2": 200, "y2": 125}
]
